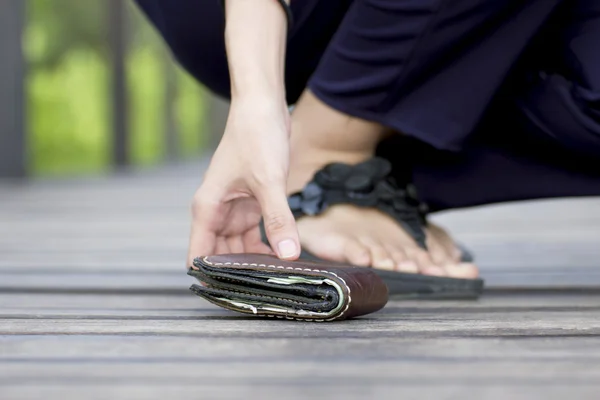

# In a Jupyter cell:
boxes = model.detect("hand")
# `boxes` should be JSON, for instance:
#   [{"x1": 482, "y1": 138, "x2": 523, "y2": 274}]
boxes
[{"x1": 186, "y1": 97, "x2": 301, "y2": 266}]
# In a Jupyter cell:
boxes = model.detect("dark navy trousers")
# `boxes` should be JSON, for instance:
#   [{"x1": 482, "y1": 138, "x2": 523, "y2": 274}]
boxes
[{"x1": 135, "y1": 0, "x2": 600, "y2": 210}]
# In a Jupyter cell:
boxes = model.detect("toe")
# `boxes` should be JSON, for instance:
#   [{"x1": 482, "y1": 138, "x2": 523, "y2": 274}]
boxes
[
  {"x1": 443, "y1": 262, "x2": 480, "y2": 279},
  {"x1": 301, "y1": 229, "x2": 348, "y2": 263},
  {"x1": 359, "y1": 237, "x2": 394, "y2": 270},
  {"x1": 426, "y1": 235, "x2": 452, "y2": 266},
  {"x1": 384, "y1": 244, "x2": 419, "y2": 273},
  {"x1": 406, "y1": 247, "x2": 447, "y2": 276},
  {"x1": 397, "y1": 260, "x2": 419, "y2": 274},
  {"x1": 429, "y1": 224, "x2": 462, "y2": 262},
  {"x1": 343, "y1": 238, "x2": 371, "y2": 266}
]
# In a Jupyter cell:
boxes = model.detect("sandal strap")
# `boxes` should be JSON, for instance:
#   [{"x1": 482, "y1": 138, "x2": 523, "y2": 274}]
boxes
[{"x1": 288, "y1": 157, "x2": 429, "y2": 249}]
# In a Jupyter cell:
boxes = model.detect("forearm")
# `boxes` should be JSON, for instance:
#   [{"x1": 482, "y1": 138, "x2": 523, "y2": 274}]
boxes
[{"x1": 224, "y1": 0, "x2": 290, "y2": 103}]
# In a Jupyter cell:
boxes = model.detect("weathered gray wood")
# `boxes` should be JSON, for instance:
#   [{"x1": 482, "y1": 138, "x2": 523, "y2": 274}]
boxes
[
  {"x1": 2, "y1": 293, "x2": 600, "y2": 337},
  {"x1": 2, "y1": 293, "x2": 600, "y2": 311},
  {"x1": 3, "y1": 358, "x2": 600, "y2": 381},
  {"x1": 2, "y1": 294, "x2": 600, "y2": 399},
  {"x1": 0, "y1": 271, "x2": 190, "y2": 293},
  {"x1": 2, "y1": 293, "x2": 600, "y2": 399},
  {"x1": 2, "y1": 358, "x2": 600, "y2": 383},
  {"x1": 0, "y1": 385, "x2": 597, "y2": 400},
  {"x1": 3, "y1": 312, "x2": 599, "y2": 336},
  {"x1": 3, "y1": 331, "x2": 600, "y2": 358},
  {"x1": 0, "y1": 0, "x2": 26, "y2": 178}
]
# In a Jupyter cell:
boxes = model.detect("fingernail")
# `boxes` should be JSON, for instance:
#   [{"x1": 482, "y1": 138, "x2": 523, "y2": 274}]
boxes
[{"x1": 277, "y1": 239, "x2": 298, "y2": 259}]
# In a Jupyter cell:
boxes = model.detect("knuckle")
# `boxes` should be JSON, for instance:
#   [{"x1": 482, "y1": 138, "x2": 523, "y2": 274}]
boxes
[
  {"x1": 191, "y1": 192, "x2": 205, "y2": 210},
  {"x1": 264, "y1": 212, "x2": 290, "y2": 233},
  {"x1": 191, "y1": 191, "x2": 203, "y2": 207},
  {"x1": 190, "y1": 190, "x2": 215, "y2": 218}
]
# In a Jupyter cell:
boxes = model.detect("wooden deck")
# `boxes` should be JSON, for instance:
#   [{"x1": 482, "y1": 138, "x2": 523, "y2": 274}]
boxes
[{"x1": 1, "y1": 161, "x2": 600, "y2": 399}]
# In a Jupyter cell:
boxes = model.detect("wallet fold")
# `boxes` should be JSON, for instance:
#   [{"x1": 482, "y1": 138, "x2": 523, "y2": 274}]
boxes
[{"x1": 189, "y1": 254, "x2": 388, "y2": 321}]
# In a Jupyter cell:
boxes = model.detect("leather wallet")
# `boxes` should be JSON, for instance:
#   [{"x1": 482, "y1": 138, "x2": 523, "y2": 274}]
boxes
[{"x1": 188, "y1": 254, "x2": 388, "y2": 321}]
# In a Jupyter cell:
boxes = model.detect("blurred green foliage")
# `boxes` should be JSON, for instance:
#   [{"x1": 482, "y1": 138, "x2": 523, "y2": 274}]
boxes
[{"x1": 25, "y1": 0, "x2": 206, "y2": 176}]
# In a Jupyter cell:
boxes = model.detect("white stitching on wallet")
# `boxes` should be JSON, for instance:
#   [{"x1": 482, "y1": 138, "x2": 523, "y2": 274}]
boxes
[{"x1": 202, "y1": 256, "x2": 352, "y2": 322}]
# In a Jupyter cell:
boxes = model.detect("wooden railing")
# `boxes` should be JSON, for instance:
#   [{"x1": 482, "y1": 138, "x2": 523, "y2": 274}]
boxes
[
  {"x1": 0, "y1": 0, "x2": 26, "y2": 178},
  {"x1": 0, "y1": 0, "x2": 226, "y2": 179}
]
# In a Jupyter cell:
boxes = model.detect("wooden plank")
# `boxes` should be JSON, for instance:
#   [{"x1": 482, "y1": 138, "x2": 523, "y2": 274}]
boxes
[
  {"x1": 0, "y1": 293, "x2": 201, "y2": 310},
  {"x1": 0, "y1": 0, "x2": 25, "y2": 178},
  {"x1": 2, "y1": 332, "x2": 600, "y2": 359},
  {"x1": 1, "y1": 294, "x2": 600, "y2": 399},
  {"x1": 2, "y1": 358, "x2": 600, "y2": 382},
  {"x1": 1, "y1": 313, "x2": 598, "y2": 336},
  {"x1": 2, "y1": 293, "x2": 599, "y2": 311},
  {"x1": 0, "y1": 385, "x2": 597, "y2": 400},
  {"x1": 2, "y1": 300, "x2": 599, "y2": 336},
  {"x1": 0, "y1": 271, "x2": 190, "y2": 293}
]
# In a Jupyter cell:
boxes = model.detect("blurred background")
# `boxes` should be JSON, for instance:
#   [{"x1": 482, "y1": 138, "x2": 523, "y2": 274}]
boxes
[{"x1": 1, "y1": 0, "x2": 224, "y2": 179}]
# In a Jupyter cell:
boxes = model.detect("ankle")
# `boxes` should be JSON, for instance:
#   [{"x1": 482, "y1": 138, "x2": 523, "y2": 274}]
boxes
[
  {"x1": 287, "y1": 90, "x2": 390, "y2": 193},
  {"x1": 290, "y1": 90, "x2": 388, "y2": 153}
]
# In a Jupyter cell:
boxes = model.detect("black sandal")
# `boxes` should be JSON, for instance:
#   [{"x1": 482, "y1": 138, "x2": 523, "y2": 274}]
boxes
[{"x1": 262, "y1": 157, "x2": 484, "y2": 299}]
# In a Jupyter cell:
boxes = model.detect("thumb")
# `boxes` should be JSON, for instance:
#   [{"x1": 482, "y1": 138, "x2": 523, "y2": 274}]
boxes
[{"x1": 254, "y1": 180, "x2": 301, "y2": 260}]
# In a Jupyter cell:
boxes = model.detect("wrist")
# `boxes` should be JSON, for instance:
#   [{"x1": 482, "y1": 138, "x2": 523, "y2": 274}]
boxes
[
  {"x1": 230, "y1": 90, "x2": 288, "y2": 111},
  {"x1": 228, "y1": 56, "x2": 286, "y2": 102},
  {"x1": 226, "y1": 94, "x2": 291, "y2": 137}
]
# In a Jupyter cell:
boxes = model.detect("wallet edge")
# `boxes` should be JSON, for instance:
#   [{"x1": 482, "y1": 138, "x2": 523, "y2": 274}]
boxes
[{"x1": 193, "y1": 256, "x2": 354, "y2": 321}]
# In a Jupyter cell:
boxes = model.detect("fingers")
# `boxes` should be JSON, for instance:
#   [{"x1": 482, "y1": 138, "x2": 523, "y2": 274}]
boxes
[
  {"x1": 226, "y1": 236, "x2": 244, "y2": 253},
  {"x1": 216, "y1": 238, "x2": 231, "y2": 255},
  {"x1": 187, "y1": 223, "x2": 216, "y2": 268},
  {"x1": 253, "y1": 181, "x2": 301, "y2": 260},
  {"x1": 187, "y1": 190, "x2": 220, "y2": 268},
  {"x1": 243, "y1": 227, "x2": 276, "y2": 255}
]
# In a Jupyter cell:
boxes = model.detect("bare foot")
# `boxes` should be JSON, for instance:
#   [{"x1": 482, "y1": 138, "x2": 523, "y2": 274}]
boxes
[
  {"x1": 288, "y1": 91, "x2": 479, "y2": 279},
  {"x1": 296, "y1": 205, "x2": 478, "y2": 278},
  {"x1": 289, "y1": 151, "x2": 479, "y2": 279}
]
